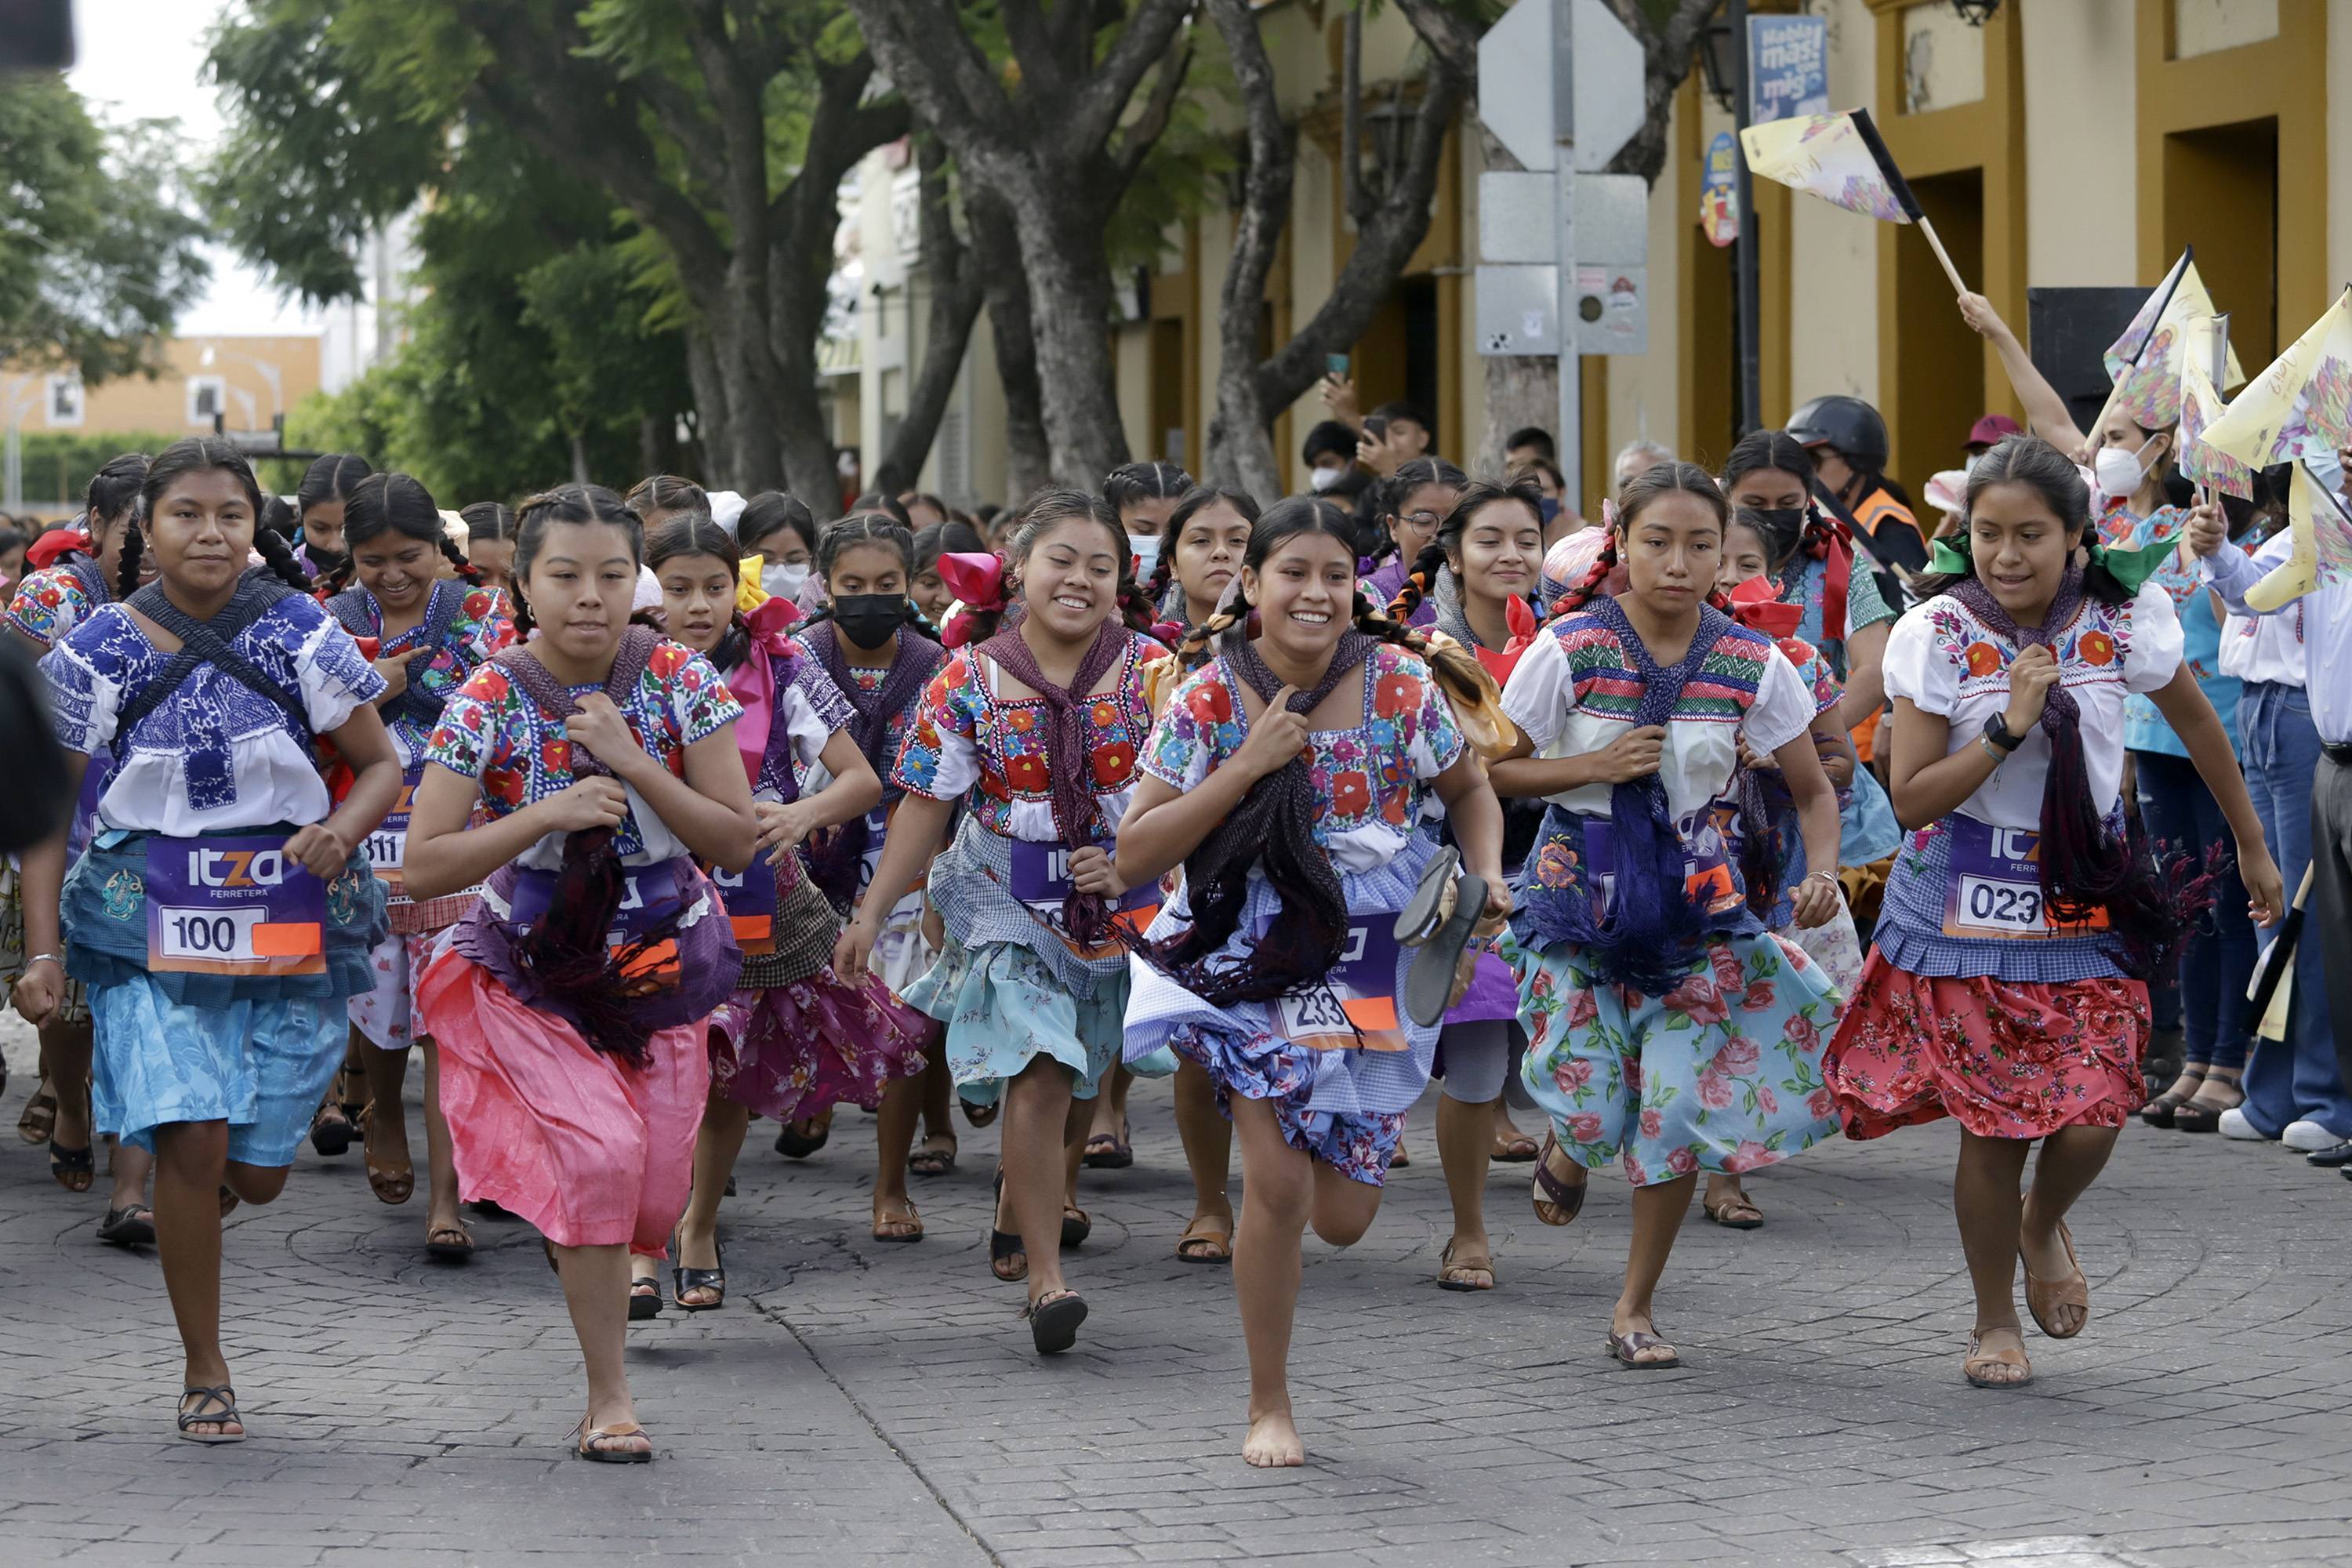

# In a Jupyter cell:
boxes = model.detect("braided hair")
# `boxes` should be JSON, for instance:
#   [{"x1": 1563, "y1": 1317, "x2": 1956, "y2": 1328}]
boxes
[
  {"x1": 296, "y1": 452, "x2": 371, "y2": 572},
  {"x1": 644, "y1": 514, "x2": 750, "y2": 669},
  {"x1": 978, "y1": 489, "x2": 1156, "y2": 646},
  {"x1": 1102, "y1": 460, "x2": 1194, "y2": 526},
  {"x1": 1156, "y1": 497, "x2": 1487, "y2": 999},
  {"x1": 625, "y1": 474, "x2": 709, "y2": 527},
  {"x1": 82, "y1": 451, "x2": 150, "y2": 594},
  {"x1": 1384, "y1": 478, "x2": 1546, "y2": 634},
  {"x1": 123, "y1": 437, "x2": 308, "y2": 599},
  {"x1": 507, "y1": 484, "x2": 647, "y2": 641},
  {"x1": 796, "y1": 511, "x2": 944, "y2": 644},
  {"x1": 460, "y1": 500, "x2": 515, "y2": 545},
  {"x1": 1148, "y1": 486, "x2": 1261, "y2": 625},
  {"x1": 336, "y1": 473, "x2": 483, "y2": 597}
]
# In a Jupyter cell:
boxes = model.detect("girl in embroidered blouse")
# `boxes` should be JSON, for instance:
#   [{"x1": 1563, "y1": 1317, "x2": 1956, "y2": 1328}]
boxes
[
  {"x1": 786, "y1": 514, "x2": 962, "y2": 1216},
  {"x1": 1380, "y1": 480, "x2": 1553, "y2": 1290},
  {"x1": 1823, "y1": 436, "x2": 2281, "y2": 1391},
  {"x1": 1494, "y1": 462, "x2": 1846, "y2": 1374},
  {"x1": 403, "y1": 484, "x2": 757, "y2": 1462},
  {"x1": 644, "y1": 515, "x2": 925, "y2": 1308},
  {"x1": 837, "y1": 491, "x2": 1166, "y2": 1359},
  {"x1": 1132, "y1": 486, "x2": 1261, "y2": 1264},
  {"x1": 4, "y1": 451, "x2": 158, "y2": 1236},
  {"x1": 323, "y1": 474, "x2": 514, "y2": 1259},
  {"x1": 1118, "y1": 496, "x2": 1508, "y2": 1468},
  {"x1": 13, "y1": 437, "x2": 401, "y2": 1443}
]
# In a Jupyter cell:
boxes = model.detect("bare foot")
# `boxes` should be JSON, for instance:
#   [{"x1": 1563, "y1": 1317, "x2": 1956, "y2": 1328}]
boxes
[{"x1": 1243, "y1": 1406, "x2": 1305, "y2": 1468}]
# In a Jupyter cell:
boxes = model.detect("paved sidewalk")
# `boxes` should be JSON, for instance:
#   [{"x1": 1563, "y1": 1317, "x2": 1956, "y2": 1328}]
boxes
[{"x1": 2, "y1": 1019, "x2": 2348, "y2": 1568}]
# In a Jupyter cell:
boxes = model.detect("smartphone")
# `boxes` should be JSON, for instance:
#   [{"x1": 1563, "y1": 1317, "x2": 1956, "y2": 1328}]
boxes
[
  {"x1": 1326, "y1": 353, "x2": 1349, "y2": 379},
  {"x1": 1363, "y1": 414, "x2": 1388, "y2": 441}
]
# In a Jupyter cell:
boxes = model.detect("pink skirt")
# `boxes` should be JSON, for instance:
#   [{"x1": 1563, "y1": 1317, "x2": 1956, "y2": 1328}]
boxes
[
  {"x1": 416, "y1": 949, "x2": 710, "y2": 1255},
  {"x1": 706, "y1": 967, "x2": 931, "y2": 1123},
  {"x1": 1823, "y1": 953, "x2": 2149, "y2": 1142}
]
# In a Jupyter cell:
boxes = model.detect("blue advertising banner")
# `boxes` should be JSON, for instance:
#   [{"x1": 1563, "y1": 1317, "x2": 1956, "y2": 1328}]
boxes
[{"x1": 1748, "y1": 13, "x2": 1830, "y2": 124}]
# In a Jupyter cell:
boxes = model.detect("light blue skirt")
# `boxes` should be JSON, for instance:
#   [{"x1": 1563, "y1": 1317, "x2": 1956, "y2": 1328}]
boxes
[
  {"x1": 902, "y1": 929, "x2": 1133, "y2": 1102},
  {"x1": 89, "y1": 975, "x2": 347, "y2": 1167}
]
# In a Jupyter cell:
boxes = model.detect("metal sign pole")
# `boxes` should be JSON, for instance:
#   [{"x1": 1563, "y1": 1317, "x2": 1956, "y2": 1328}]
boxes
[
  {"x1": 1730, "y1": 0, "x2": 1761, "y2": 436},
  {"x1": 1552, "y1": 0, "x2": 1581, "y2": 511}
]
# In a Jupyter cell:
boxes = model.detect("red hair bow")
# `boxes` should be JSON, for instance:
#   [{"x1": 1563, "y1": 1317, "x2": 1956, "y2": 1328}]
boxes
[
  {"x1": 1727, "y1": 575, "x2": 1804, "y2": 641},
  {"x1": 26, "y1": 528, "x2": 88, "y2": 573},
  {"x1": 938, "y1": 551, "x2": 1006, "y2": 612}
]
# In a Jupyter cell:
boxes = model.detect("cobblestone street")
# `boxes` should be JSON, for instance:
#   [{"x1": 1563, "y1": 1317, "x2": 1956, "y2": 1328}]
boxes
[{"x1": 2, "y1": 1023, "x2": 2348, "y2": 1568}]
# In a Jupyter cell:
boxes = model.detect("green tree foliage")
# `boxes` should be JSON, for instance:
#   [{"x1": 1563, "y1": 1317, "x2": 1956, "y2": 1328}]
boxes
[{"x1": 0, "y1": 77, "x2": 209, "y2": 383}]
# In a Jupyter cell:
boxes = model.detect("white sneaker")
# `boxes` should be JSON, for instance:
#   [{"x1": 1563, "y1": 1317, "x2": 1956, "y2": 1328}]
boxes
[
  {"x1": 2283, "y1": 1119, "x2": 2346, "y2": 1152},
  {"x1": 2217, "y1": 1107, "x2": 2267, "y2": 1141}
]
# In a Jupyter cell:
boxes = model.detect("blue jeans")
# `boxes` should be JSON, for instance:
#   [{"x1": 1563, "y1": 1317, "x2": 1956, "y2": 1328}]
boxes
[
  {"x1": 2133, "y1": 750, "x2": 2256, "y2": 1072},
  {"x1": 2236, "y1": 683, "x2": 2352, "y2": 1137}
]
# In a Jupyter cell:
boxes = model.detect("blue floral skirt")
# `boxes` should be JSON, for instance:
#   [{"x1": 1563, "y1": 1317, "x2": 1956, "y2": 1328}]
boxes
[
  {"x1": 902, "y1": 930, "x2": 1131, "y2": 1102},
  {"x1": 1516, "y1": 932, "x2": 1842, "y2": 1187},
  {"x1": 89, "y1": 977, "x2": 347, "y2": 1167}
]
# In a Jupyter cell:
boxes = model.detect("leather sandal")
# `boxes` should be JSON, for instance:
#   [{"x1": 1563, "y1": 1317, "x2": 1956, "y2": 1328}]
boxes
[
  {"x1": 1437, "y1": 1239, "x2": 1497, "y2": 1292},
  {"x1": 772, "y1": 1111, "x2": 832, "y2": 1160},
  {"x1": 360, "y1": 1104, "x2": 413, "y2": 1205},
  {"x1": 572, "y1": 1417, "x2": 652, "y2": 1463},
  {"x1": 1606, "y1": 1327, "x2": 1679, "y2": 1368},
  {"x1": 1702, "y1": 1189, "x2": 1765, "y2": 1229},
  {"x1": 989, "y1": 1167, "x2": 1026, "y2": 1281},
  {"x1": 2020, "y1": 1219, "x2": 2089, "y2": 1339},
  {"x1": 871, "y1": 1198, "x2": 924, "y2": 1243},
  {"x1": 1175, "y1": 1212, "x2": 1233, "y2": 1264},
  {"x1": 96, "y1": 1204, "x2": 156, "y2": 1247},
  {"x1": 49, "y1": 1140, "x2": 94, "y2": 1193},
  {"x1": 424, "y1": 1223, "x2": 474, "y2": 1262},
  {"x1": 1399, "y1": 850, "x2": 1487, "y2": 1029},
  {"x1": 308, "y1": 1095, "x2": 354, "y2": 1158},
  {"x1": 1060, "y1": 1205, "x2": 1092, "y2": 1248},
  {"x1": 2138, "y1": 1066, "x2": 2206, "y2": 1128},
  {"x1": 1530, "y1": 1131, "x2": 1587, "y2": 1225},
  {"x1": 1024, "y1": 1289, "x2": 1088, "y2": 1355},
  {"x1": 628, "y1": 1276, "x2": 663, "y2": 1321},
  {"x1": 2173, "y1": 1072, "x2": 2245, "y2": 1134},
  {"x1": 673, "y1": 1236, "x2": 726, "y2": 1310},
  {"x1": 1963, "y1": 1328, "x2": 2034, "y2": 1388},
  {"x1": 16, "y1": 1080, "x2": 56, "y2": 1145}
]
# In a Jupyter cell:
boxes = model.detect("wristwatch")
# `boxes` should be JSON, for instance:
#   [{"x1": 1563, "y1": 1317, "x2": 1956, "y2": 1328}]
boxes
[{"x1": 1980, "y1": 713, "x2": 2024, "y2": 753}]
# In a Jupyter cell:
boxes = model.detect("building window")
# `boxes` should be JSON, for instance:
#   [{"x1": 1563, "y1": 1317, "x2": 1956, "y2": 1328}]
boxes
[
  {"x1": 45, "y1": 375, "x2": 83, "y2": 429},
  {"x1": 186, "y1": 376, "x2": 226, "y2": 426}
]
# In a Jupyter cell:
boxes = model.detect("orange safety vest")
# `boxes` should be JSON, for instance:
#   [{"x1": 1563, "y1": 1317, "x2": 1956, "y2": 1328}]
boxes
[{"x1": 1847, "y1": 486, "x2": 1922, "y2": 764}]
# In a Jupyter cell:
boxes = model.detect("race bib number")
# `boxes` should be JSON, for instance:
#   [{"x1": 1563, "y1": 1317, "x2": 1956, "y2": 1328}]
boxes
[
  {"x1": 856, "y1": 803, "x2": 891, "y2": 891},
  {"x1": 1940, "y1": 818, "x2": 2107, "y2": 939},
  {"x1": 1256, "y1": 916, "x2": 1406, "y2": 1052},
  {"x1": 710, "y1": 848, "x2": 779, "y2": 956},
  {"x1": 508, "y1": 861, "x2": 690, "y2": 986},
  {"x1": 1582, "y1": 818, "x2": 1742, "y2": 918},
  {"x1": 361, "y1": 765, "x2": 425, "y2": 899},
  {"x1": 144, "y1": 836, "x2": 327, "y2": 978},
  {"x1": 1007, "y1": 840, "x2": 1158, "y2": 957}
]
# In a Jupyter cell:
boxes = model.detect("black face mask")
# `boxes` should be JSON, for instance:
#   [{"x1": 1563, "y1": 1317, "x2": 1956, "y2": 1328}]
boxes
[
  {"x1": 1748, "y1": 506, "x2": 1809, "y2": 564},
  {"x1": 832, "y1": 593, "x2": 908, "y2": 651}
]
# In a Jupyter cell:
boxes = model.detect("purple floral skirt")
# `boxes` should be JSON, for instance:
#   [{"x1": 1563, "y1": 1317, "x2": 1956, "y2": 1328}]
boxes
[{"x1": 707, "y1": 966, "x2": 930, "y2": 1122}]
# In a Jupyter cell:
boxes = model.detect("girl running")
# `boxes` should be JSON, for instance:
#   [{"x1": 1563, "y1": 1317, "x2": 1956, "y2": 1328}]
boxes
[
  {"x1": 837, "y1": 490, "x2": 1167, "y2": 1356},
  {"x1": 5, "y1": 452, "x2": 158, "y2": 1236},
  {"x1": 1823, "y1": 435, "x2": 2281, "y2": 1389},
  {"x1": 461, "y1": 502, "x2": 517, "y2": 596},
  {"x1": 295, "y1": 453, "x2": 372, "y2": 582},
  {"x1": 646, "y1": 514, "x2": 925, "y2": 1303},
  {"x1": 790, "y1": 514, "x2": 960, "y2": 1208},
  {"x1": 13, "y1": 437, "x2": 399, "y2": 1441},
  {"x1": 1494, "y1": 463, "x2": 1847, "y2": 1372},
  {"x1": 323, "y1": 474, "x2": 514, "y2": 1258},
  {"x1": 404, "y1": 483, "x2": 756, "y2": 1461},
  {"x1": 1120, "y1": 495, "x2": 1508, "y2": 1465}
]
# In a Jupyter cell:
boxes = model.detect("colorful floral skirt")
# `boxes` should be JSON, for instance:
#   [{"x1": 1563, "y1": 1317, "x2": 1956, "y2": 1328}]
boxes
[
  {"x1": 1783, "y1": 902, "x2": 1866, "y2": 997},
  {"x1": 1823, "y1": 954, "x2": 2150, "y2": 1140},
  {"x1": 1517, "y1": 933, "x2": 1842, "y2": 1186},
  {"x1": 707, "y1": 965, "x2": 930, "y2": 1122},
  {"x1": 902, "y1": 930, "x2": 1130, "y2": 1102},
  {"x1": 89, "y1": 978, "x2": 346, "y2": 1167},
  {"x1": 416, "y1": 949, "x2": 708, "y2": 1255}
]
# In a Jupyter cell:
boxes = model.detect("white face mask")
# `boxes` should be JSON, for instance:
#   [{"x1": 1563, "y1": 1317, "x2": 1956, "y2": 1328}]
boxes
[
  {"x1": 2093, "y1": 441, "x2": 2152, "y2": 501},
  {"x1": 1127, "y1": 532, "x2": 1161, "y2": 580},
  {"x1": 763, "y1": 561, "x2": 810, "y2": 599},
  {"x1": 1308, "y1": 465, "x2": 1345, "y2": 493}
]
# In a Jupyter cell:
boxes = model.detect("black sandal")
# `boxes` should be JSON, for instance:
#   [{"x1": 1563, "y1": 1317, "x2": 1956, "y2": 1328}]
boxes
[
  {"x1": 176, "y1": 1385, "x2": 246, "y2": 1443},
  {"x1": 1397, "y1": 848, "x2": 1487, "y2": 1029},
  {"x1": 628, "y1": 1276, "x2": 663, "y2": 1320},
  {"x1": 2138, "y1": 1067, "x2": 2207, "y2": 1128},
  {"x1": 1061, "y1": 1206, "x2": 1092, "y2": 1249},
  {"x1": 673, "y1": 1239, "x2": 725, "y2": 1312},
  {"x1": 308, "y1": 1097, "x2": 354, "y2": 1157},
  {"x1": 96, "y1": 1204, "x2": 155, "y2": 1246},
  {"x1": 2173, "y1": 1073, "x2": 2245, "y2": 1134},
  {"x1": 989, "y1": 1226, "x2": 1028, "y2": 1283},
  {"x1": 1024, "y1": 1289, "x2": 1088, "y2": 1355},
  {"x1": 49, "y1": 1141, "x2": 94, "y2": 1192},
  {"x1": 772, "y1": 1115, "x2": 831, "y2": 1160},
  {"x1": 907, "y1": 1133, "x2": 958, "y2": 1177},
  {"x1": 960, "y1": 1096, "x2": 1000, "y2": 1128},
  {"x1": 1530, "y1": 1131, "x2": 1588, "y2": 1226}
]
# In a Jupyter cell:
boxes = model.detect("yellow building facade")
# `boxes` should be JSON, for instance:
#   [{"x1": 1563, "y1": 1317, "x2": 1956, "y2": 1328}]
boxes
[{"x1": 855, "y1": 0, "x2": 2350, "y2": 514}]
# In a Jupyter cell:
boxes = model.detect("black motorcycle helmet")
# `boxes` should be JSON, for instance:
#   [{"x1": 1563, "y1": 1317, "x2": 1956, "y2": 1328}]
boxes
[{"x1": 1786, "y1": 395, "x2": 1891, "y2": 474}]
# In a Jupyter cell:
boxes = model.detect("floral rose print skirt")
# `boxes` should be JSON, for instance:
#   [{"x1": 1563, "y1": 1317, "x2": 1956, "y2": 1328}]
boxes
[
  {"x1": 1516, "y1": 933, "x2": 1842, "y2": 1187},
  {"x1": 1823, "y1": 955, "x2": 2148, "y2": 1140},
  {"x1": 706, "y1": 965, "x2": 929, "y2": 1123}
]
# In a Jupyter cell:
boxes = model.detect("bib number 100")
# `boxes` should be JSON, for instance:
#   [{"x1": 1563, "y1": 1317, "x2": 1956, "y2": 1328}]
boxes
[{"x1": 154, "y1": 906, "x2": 268, "y2": 962}]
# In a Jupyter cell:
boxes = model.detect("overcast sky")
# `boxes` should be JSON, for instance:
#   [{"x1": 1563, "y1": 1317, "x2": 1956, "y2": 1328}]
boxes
[{"x1": 67, "y1": 0, "x2": 323, "y2": 338}]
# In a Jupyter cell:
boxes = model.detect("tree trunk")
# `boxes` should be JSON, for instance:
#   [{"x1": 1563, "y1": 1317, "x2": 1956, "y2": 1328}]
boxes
[
  {"x1": 1202, "y1": 0, "x2": 1293, "y2": 504},
  {"x1": 970, "y1": 189, "x2": 1050, "y2": 499},
  {"x1": 1014, "y1": 199, "x2": 1130, "y2": 485}
]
